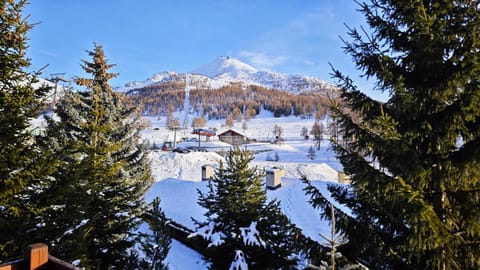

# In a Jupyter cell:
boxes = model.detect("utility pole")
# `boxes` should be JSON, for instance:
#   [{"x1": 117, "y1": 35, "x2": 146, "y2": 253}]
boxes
[
  {"x1": 49, "y1": 73, "x2": 67, "y2": 111},
  {"x1": 169, "y1": 126, "x2": 184, "y2": 149}
]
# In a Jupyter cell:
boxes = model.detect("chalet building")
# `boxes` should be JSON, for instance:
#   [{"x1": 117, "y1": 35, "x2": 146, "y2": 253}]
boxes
[{"x1": 217, "y1": 129, "x2": 247, "y2": 146}]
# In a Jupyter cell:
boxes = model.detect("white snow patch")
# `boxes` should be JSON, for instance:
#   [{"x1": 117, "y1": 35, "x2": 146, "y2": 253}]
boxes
[
  {"x1": 229, "y1": 250, "x2": 248, "y2": 270},
  {"x1": 193, "y1": 56, "x2": 257, "y2": 79},
  {"x1": 149, "y1": 151, "x2": 224, "y2": 182},
  {"x1": 189, "y1": 221, "x2": 226, "y2": 248},
  {"x1": 166, "y1": 240, "x2": 210, "y2": 270},
  {"x1": 240, "y1": 221, "x2": 266, "y2": 248}
]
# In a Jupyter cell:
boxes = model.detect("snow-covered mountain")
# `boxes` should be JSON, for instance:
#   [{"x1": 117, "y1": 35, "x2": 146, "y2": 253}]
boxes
[
  {"x1": 119, "y1": 56, "x2": 337, "y2": 95},
  {"x1": 193, "y1": 56, "x2": 258, "y2": 79}
]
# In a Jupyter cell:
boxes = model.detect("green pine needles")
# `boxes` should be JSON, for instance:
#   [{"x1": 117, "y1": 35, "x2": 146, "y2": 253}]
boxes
[
  {"x1": 193, "y1": 148, "x2": 301, "y2": 269},
  {"x1": 0, "y1": 2, "x2": 167, "y2": 264},
  {"x1": 305, "y1": 1, "x2": 480, "y2": 269},
  {"x1": 38, "y1": 44, "x2": 155, "y2": 268},
  {"x1": 0, "y1": 0, "x2": 50, "y2": 260},
  {"x1": 138, "y1": 197, "x2": 172, "y2": 270}
]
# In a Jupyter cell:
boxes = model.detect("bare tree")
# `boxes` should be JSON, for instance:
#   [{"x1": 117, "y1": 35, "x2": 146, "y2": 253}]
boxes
[
  {"x1": 301, "y1": 126, "x2": 309, "y2": 140},
  {"x1": 192, "y1": 116, "x2": 207, "y2": 128},
  {"x1": 225, "y1": 115, "x2": 234, "y2": 128},
  {"x1": 166, "y1": 114, "x2": 180, "y2": 129},
  {"x1": 242, "y1": 121, "x2": 248, "y2": 132},
  {"x1": 307, "y1": 146, "x2": 316, "y2": 160},
  {"x1": 273, "y1": 124, "x2": 283, "y2": 143},
  {"x1": 310, "y1": 122, "x2": 324, "y2": 150},
  {"x1": 232, "y1": 107, "x2": 242, "y2": 122}
]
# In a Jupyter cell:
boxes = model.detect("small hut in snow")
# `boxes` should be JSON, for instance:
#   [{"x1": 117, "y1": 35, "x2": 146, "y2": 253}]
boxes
[{"x1": 217, "y1": 129, "x2": 247, "y2": 146}]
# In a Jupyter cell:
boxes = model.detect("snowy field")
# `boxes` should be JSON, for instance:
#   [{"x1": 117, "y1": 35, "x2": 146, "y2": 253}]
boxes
[
  {"x1": 32, "y1": 104, "x2": 346, "y2": 268},
  {"x1": 142, "y1": 108, "x2": 347, "y2": 269}
]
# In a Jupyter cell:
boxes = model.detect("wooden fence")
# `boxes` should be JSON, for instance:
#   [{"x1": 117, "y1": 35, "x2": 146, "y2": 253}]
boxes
[{"x1": 0, "y1": 243, "x2": 79, "y2": 270}]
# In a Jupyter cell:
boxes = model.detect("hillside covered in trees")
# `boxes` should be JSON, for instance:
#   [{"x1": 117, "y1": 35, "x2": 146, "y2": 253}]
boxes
[{"x1": 124, "y1": 81, "x2": 333, "y2": 121}]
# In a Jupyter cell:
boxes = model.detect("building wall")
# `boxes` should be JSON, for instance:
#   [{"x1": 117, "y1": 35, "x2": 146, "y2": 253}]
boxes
[
  {"x1": 266, "y1": 168, "x2": 282, "y2": 189},
  {"x1": 218, "y1": 132, "x2": 246, "y2": 146},
  {"x1": 202, "y1": 165, "x2": 215, "y2": 180}
]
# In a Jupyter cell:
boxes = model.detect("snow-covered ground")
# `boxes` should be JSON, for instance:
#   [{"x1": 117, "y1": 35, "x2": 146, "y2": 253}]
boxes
[
  {"x1": 143, "y1": 105, "x2": 336, "y2": 145},
  {"x1": 164, "y1": 240, "x2": 210, "y2": 269},
  {"x1": 30, "y1": 80, "x2": 345, "y2": 268},
  {"x1": 146, "y1": 177, "x2": 342, "y2": 244},
  {"x1": 142, "y1": 105, "x2": 346, "y2": 268}
]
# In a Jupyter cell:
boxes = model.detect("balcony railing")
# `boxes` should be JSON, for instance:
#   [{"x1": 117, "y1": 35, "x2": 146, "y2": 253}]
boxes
[{"x1": 0, "y1": 243, "x2": 79, "y2": 270}]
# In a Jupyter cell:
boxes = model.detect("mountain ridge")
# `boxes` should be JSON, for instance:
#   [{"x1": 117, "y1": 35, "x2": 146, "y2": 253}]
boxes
[{"x1": 119, "y1": 57, "x2": 337, "y2": 95}]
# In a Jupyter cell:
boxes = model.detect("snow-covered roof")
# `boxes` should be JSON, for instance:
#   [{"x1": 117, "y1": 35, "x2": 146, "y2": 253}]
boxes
[
  {"x1": 217, "y1": 128, "x2": 246, "y2": 137},
  {"x1": 146, "y1": 178, "x2": 346, "y2": 246},
  {"x1": 192, "y1": 56, "x2": 257, "y2": 79}
]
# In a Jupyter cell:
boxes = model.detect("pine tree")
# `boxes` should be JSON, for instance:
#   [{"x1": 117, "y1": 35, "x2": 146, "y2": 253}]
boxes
[
  {"x1": 0, "y1": 0, "x2": 50, "y2": 260},
  {"x1": 193, "y1": 148, "x2": 300, "y2": 269},
  {"x1": 139, "y1": 197, "x2": 171, "y2": 270},
  {"x1": 35, "y1": 90, "x2": 100, "y2": 261},
  {"x1": 302, "y1": 180, "x2": 361, "y2": 270},
  {"x1": 306, "y1": 1, "x2": 480, "y2": 269},
  {"x1": 39, "y1": 44, "x2": 153, "y2": 268}
]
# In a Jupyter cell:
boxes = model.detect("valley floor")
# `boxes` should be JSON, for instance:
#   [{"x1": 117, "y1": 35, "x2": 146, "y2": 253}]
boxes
[{"x1": 142, "y1": 111, "x2": 347, "y2": 268}]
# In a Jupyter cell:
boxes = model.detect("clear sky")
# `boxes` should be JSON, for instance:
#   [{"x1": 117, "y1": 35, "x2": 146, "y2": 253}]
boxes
[{"x1": 25, "y1": 0, "x2": 386, "y2": 100}]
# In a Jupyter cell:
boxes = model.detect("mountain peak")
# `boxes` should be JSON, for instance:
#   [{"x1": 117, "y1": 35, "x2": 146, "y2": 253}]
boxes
[
  {"x1": 192, "y1": 56, "x2": 258, "y2": 78},
  {"x1": 118, "y1": 56, "x2": 337, "y2": 95}
]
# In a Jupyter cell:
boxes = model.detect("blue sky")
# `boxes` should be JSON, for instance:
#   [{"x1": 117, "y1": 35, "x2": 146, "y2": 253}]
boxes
[{"x1": 25, "y1": 0, "x2": 386, "y2": 100}]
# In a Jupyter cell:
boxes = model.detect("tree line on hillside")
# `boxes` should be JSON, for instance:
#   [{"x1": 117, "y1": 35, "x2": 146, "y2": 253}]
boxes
[
  {"x1": 125, "y1": 80, "x2": 331, "y2": 121},
  {"x1": 190, "y1": 84, "x2": 330, "y2": 120},
  {"x1": 123, "y1": 81, "x2": 186, "y2": 116}
]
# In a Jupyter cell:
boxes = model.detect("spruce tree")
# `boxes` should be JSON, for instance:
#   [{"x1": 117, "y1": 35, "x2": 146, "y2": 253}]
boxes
[
  {"x1": 39, "y1": 44, "x2": 154, "y2": 268},
  {"x1": 35, "y1": 89, "x2": 99, "y2": 261},
  {"x1": 138, "y1": 197, "x2": 171, "y2": 270},
  {"x1": 193, "y1": 148, "x2": 300, "y2": 269},
  {"x1": 0, "y1": 0, "x2": 49, "y2": 260},
  {"x1": 306, "y1": 1, "x2": 480, "y2": 269}
]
